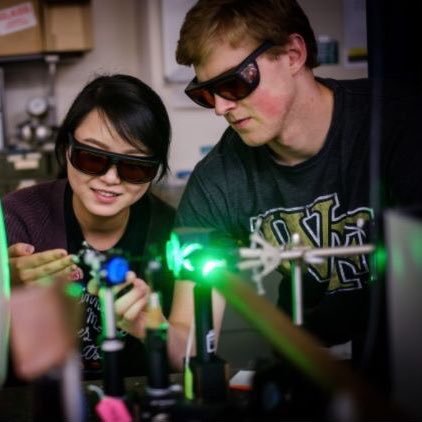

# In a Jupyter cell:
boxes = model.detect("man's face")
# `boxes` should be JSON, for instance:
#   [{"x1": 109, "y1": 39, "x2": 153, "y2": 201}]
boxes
[{"x1": 194, "y1": 39, "x2": 298, "y2": 148}]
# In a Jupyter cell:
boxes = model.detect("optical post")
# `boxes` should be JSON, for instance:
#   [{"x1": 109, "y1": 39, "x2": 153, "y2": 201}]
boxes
[
  {"x1": 77, "y1": 246, "x2": 127, "y2": 398},
  {"x1": 166, "y1": 228, "x2": 229, "y2": 404}
]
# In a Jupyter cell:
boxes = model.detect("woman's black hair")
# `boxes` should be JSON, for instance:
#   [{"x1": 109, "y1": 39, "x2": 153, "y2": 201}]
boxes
[{"x1": 55, "y1": 74, "x2": 171, "y2": 180}]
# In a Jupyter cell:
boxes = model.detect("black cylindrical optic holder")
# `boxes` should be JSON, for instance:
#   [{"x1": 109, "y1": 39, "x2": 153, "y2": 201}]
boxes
[
  {"x1": 146, "y1": 326, "x2": 171, "y2": 391},
  {"x1": 194, "y1": 283, "x2": 215, "y2": 362},
  {"x1": 191, "y1": 282, "x2": 228, "y2": 402},
  {"x1": 99, "y1": 286, "x2": 126, "y2": 398},
  {"x1": 102, "y1": 339, "x2": 125, "y2": 397}
]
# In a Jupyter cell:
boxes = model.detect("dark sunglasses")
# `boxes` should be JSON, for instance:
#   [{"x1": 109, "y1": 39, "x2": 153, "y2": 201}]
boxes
[
  {"x1": 185, "y1": 41, "x2": 274, "y2": 108},
  {"x1": 68, "y1": 134, "x2": 160, "y2": 184}
]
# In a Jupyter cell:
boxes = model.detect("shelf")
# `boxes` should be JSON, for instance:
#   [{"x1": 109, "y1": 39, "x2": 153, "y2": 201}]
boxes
[{"x1": 0, "y1": 51, "x2": 84, "y2": 65}]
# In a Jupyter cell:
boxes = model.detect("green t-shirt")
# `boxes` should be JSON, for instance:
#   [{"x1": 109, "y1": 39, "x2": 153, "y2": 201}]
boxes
[{"x1": 175, "y1": 78, "x2": 422, "y2": 349}]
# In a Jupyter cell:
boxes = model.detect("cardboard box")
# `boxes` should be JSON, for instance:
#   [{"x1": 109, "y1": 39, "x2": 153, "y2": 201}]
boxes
[
  {"x1": 43, "y1": 2, "x2": 93, "y2": 53},
  {"x1": 0, "y1": 0, "x2": 93, "y2": 57},
  {"x1": 0, "y1": 1, "x2": 44, "y2": 56}
]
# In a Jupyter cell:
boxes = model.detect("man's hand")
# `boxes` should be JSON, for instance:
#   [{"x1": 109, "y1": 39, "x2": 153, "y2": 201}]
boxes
[{"x1": 8, "y1": 243, "x2": 76, "y2": 286}]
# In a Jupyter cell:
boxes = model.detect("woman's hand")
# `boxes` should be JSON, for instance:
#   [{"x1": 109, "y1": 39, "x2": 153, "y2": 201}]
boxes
[
  {"x1": 88, "y1": 271, "x2": 160, "y2": 340},
  {"x1": 8, "y1": 243, "x2": 76, "y2": 286},
  {"x1": 114, "y1": 271, "x2": 152, "y2": 339}
]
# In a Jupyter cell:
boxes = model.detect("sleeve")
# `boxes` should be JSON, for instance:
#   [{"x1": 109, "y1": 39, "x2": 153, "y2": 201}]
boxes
[
  {"x1": 176, "y1": 172, "x2": 216, "y2": 228},
  {"x1": 175, "y1": 170, "x2": 234, "y2": 237},
  {"x1": 2, "y1": 195, "x2": 32, "y2": 247},
  {"x1": 2, "y1": 181, "x2": 67, "y2": 252},
  {"x1": 175, "y1": 129, "x2": 248, "y2": 246}
]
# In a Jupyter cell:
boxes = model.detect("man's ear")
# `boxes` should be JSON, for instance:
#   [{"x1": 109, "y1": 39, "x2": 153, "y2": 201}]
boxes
[{"x1": 286, "y1": 33, "x2": 308, "y2": 75}]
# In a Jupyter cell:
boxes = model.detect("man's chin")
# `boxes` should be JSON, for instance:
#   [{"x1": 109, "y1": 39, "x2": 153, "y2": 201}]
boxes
[{"x1": 239, "y1": 135, "x2": 268, "y2": 147}]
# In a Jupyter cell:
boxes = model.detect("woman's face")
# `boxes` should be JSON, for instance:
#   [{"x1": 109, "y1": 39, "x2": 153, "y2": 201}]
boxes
[{"x1": 66, "y1": 109, "x2": 152, "y2": 222}]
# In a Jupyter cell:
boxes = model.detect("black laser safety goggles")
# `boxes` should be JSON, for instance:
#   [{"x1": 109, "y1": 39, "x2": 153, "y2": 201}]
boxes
[
  {"x1": 185, "y1": 41, "x2": 274, "y2": 108},
  {"x1": 68, "y1": 134, "x2": 160, "y2": 184}
]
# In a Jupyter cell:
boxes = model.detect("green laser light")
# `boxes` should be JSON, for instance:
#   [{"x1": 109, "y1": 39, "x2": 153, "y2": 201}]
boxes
[{"x1": 166, "y1": 229, "x2": 229, "y2": 280}]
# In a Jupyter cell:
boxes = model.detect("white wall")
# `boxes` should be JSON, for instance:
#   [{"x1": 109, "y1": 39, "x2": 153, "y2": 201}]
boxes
[
  {"x1": 3, "y1": 0, "x2": 367, "y2": 182},
  {"x1": 139, "y1": 0, "x2": 368, "y2": 182},
  {"x1": 4, "y1": 0, "x2": 141, "y2": 144}
]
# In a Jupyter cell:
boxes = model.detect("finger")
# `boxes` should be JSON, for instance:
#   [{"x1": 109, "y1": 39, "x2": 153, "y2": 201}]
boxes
[
  {"x1": 113, "y1": 279, "x2": 134, "y2": 297},
  {"x1": 19, "y1": 257, "x2": 76, "y2": 283},
  {"x1": 46, "y1": 265, "x2": 83, "y2": 287},
  {"x1": 19, "y1": 268, "x2": 75, "y2": 287},
  {"x1": 116, "y1": 301, "x2": 148, "y2": 339},
  {"x1": 114, "y1": 284, "x2": 144, "y2": 317},
  {"x1": 9, "y1": 248, "x2": 70, "y2": 286},
  {"x1": 114, "y1": 279, "x2": 149, "y2": 318},
  {"x1": 88, "y1": 272, "x2": 137, "y2": 298},
  {"x1": 8, "y1": 243, "x2": 34, "y2": 258},
  {"x1": 112, "y1": 271, "x2": 137, "y2": 298},
  {"x1": 14, "y1": 249, "x2": 69, "y2": 271},
  {"x1": 121, "y1": 300, "x2": 145, "y2": 322},
  {"x1": 67, "y1": 266, "x2": 84, "y2": 282},
  {"x1": 116, "y1": 317, "x2": 136, "y2": 335},
  {"x1": 123, "y1": 270, "x2": 137, "y2": 286},
  {"x1": 87, "y1": 278, "x2": 99, "y2": 295}
]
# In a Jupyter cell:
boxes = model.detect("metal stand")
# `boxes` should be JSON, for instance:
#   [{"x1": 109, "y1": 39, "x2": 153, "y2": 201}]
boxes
[
  {"x1": 238, "y1": 231, "x2": 374, "y2": 328},
  {"x1": 99, "y1": 286, "x2": 125, "y2": 398},
  {"x1": 44, "y1": 54, "x2": 59, "y2": 128},
  {"x1": 75, "y1": 245, "x2": 127, "y2": 398}
]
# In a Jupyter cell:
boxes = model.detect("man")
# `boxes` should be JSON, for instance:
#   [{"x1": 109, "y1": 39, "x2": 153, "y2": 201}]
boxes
[{"x1": 168, "y1": 0, "x2": 422, "y2": 386}]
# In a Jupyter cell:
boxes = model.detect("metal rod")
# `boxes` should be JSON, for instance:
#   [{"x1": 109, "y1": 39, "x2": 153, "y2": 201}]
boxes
[
  {"x1": 275, "y1": 244, "x2": 374, "y2": 261},
  {"x1": 61, "y1": 350, "x2": 86, "y2": 422},
  {"x1": 292, "y1": 260, "x2": 303, "y2": 326},
  {"x1": 100, "y1": 288, "x2": 116, "y2": 339},
  {"x1": 44, "y1": 55, "x2": 59, "y2": 127}
]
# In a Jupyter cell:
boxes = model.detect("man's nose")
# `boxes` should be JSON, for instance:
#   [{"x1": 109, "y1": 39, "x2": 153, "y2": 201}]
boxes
[{"x1": 214, "y1": 94, "x2": 237, "y2": 116}]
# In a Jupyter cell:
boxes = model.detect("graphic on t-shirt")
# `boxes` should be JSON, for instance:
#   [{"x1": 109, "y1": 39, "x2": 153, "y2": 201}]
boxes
[
  {"x1": 250, "y1": 193, "x2": 373, "y2": 293},
  {"x1": 78, "y1": 289, "x2": 128, "y2": 370},
  {"x1": 78, "y1": 290, "x2": 102, "y2": 367}
]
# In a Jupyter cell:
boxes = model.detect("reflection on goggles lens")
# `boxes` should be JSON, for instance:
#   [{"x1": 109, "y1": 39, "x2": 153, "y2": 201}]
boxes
[{"x1": 185, "y1": 41, "x2": 273, "y2": 108}]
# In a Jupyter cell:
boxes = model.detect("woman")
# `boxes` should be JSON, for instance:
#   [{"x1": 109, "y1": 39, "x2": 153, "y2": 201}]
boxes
[{"x1": 4, "y1": 74, "x2": 175, "y2": 379}]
